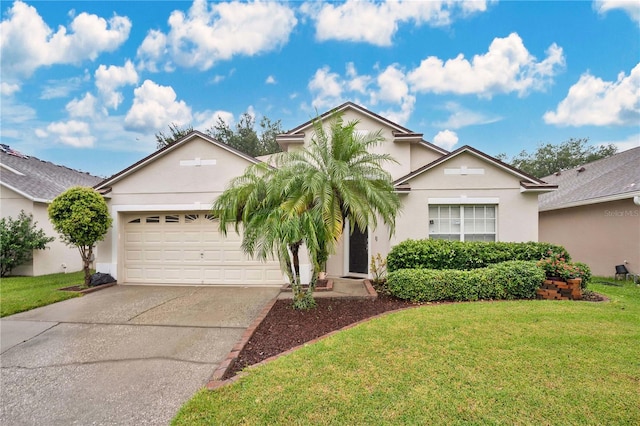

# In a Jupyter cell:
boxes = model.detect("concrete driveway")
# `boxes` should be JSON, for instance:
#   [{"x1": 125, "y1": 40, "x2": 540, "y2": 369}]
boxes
[{"x1": 0, "y1": 285, "x2": 279, "y2": 425}]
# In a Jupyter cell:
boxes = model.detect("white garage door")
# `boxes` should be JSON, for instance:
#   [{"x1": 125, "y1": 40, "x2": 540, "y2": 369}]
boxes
[{"x1": 123, "y1": 212, "x2": 283, "y2": 285}]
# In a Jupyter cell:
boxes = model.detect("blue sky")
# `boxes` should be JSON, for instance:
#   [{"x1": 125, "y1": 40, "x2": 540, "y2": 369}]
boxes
[{"x1": 1, "y1": 0, "x2": 639, "y2": 177}]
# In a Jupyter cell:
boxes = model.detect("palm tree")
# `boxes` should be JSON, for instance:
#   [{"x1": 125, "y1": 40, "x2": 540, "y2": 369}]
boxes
[
  {"x1": 274, "y1": 113, "x2": 401, "y2": 283},
  {"x1": 213, "y1": 163, "x2": 322, "y2": 309},
  {"x1": 212, "y1": 112, "x2": 401, "y2": 309}
]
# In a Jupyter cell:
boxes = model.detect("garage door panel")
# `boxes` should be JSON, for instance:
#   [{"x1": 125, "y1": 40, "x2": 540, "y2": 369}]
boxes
[
  {"x1": 164, "y1": 232, "x2": 182, "y2": 243},
  {"x1": 223, "y1": 249, "x2": 244, "y2": 262},
  {"x1": 125, "y1": 250, "x2": 142, "y2": 261},
  {"x1": 202, "y1": 250, "x2": 223, "y2": 262},
  {"x1": 123, "y1": 213, "x2": 282, "y2": 285},
  {"x1": 144, "y1": 250, "x2": 162, "y2": 261}
]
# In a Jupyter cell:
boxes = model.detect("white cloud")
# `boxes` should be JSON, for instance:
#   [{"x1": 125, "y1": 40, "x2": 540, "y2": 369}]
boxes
[
  {"x1": 543, "y1": 63, "x2": 640, "y2": 126},
  {"x1": 302, "y1": 0, "x2": 491, "y2": 46},
  {"x1": 136, "y1": 30, "x2": 170, "y2": 72},
  {"x1": 372, "y1": 65, "x2": 415, "y2": 125},
  {"x1": 39, "y1": 75, "x2": 88, "y2": 100},
  {"x1": 0, "y1": 82, "x2": 20, "y2": 96},
  {"x1": 194, "y1": 109, "x2": 234, "y2": 131},
  {"x1": 345, "y1": 63, "x2": 372, "y2": 94},
  {"x1": 136, "y1": 0, "x2": 297, "y2": 71},
  {"x1": 95, "y1": 60, "x2": 139, "y2": 110},
  {"x1": 43, "y1": 120, "x2": 95, "y2": 148},
  {"x1": 434, "y1": 102, "x2": 503, "y2": 129},
  {"x1": 266, "y1": 75, "x2": 276, "y2": 84},
  {"x1": 124, "y1": 80, "x2": 192, "y2": 133},
  {"x1": 0, "y1": 0, "x2": 131, "y2": 79},
  {"x1": 433, "y1": 130, "x2": 459, "y2": 150},
  {"x1": 408, "y1": 33, "x2": 565, "y2": 97},
  {"x1": 66, "y1": 93, "x2": 98, "y2": 118},
  {"x1": 309, "y1": 66, "x2": 345, "y2": 109},
  {"x1": 594, "y1": 0, "x2": 640, "y2": 24}
]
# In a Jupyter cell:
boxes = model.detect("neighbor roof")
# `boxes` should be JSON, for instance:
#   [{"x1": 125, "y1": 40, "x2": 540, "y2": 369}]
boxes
[
  {"x1": 539, "y1": 146, "x2": 640, "y2": 211},
  {"x1": 0, "y1": 146, "x2": 102, "y2": 203}
]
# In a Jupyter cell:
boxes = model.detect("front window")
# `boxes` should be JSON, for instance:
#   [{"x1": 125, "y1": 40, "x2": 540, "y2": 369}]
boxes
[{"x1": 429, "y1": 205, "x2": 496, "y2": 242}]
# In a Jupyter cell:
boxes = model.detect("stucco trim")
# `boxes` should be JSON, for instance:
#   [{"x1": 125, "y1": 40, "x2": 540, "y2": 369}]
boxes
[{"x1": 428, "y1": 197, "x2": 500, "y2": 204}]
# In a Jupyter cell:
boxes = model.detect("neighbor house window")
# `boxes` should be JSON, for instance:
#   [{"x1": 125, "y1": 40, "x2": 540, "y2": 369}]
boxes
[{"x1": 428, "y1": 205, "x2": 496, "y2": 242}]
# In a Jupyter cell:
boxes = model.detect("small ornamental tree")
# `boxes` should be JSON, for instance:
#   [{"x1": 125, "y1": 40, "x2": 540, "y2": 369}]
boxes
[
  {"x1": 48, "y1": 187, "x2": 112, "y2": 286},
  {"x1": 0, "y1": 211, "x2": 55, "y2": 277}
]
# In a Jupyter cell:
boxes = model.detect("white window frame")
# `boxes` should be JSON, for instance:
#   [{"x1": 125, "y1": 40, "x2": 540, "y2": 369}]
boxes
[{"x1": 428, "y1": 202, "x2": 498, "y2": 242}]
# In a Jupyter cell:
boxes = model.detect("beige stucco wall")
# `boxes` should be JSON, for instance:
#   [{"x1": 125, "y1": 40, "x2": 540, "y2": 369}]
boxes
[
  {"x1": 393, "y1": 152, "x2": 540, "y2": 245},
  {"x1": 539, "y1": 198, "x2": 640, "y2": 277},
  {"x1": 0, "y1": 186, "x2": 85, "y2": 276},
  {"x1": 96, "y1": 136, "x2": 262, "y2": 280}
]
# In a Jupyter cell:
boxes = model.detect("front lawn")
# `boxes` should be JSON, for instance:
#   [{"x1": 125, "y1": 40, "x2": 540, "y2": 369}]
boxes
[
  {"x1": 0, "y1": 271, "x2": 85, "y2": 317},
  {"x1": 173, "y1": 279, "x2": 640, "y2": 425}
]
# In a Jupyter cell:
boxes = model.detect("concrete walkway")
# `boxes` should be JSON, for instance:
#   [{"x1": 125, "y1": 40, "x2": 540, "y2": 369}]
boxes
[
  {"x1": 277, "y1": 276, "x2": 375, "y2": 300},
  {"x1": 0, "y1": 285, "x2": 279, "y2": 426}
]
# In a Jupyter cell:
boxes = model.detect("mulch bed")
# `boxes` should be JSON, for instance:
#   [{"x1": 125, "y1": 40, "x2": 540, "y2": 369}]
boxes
[{"x1": 223, "y1": 294, "x2": 419, "y2": 379}]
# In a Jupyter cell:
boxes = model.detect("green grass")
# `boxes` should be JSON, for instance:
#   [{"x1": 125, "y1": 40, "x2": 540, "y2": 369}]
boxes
[
  {"x1": 173, "y1": 279, "x2": 640, "y2": 425},
  {"x1": 0, "y1": 271, "x2": 85, "y2": 317}
]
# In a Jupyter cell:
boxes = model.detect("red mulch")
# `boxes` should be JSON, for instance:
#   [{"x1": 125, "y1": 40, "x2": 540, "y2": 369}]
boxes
[{"x1": 223, "y1": 290, "x2": 608, "y2": 379}]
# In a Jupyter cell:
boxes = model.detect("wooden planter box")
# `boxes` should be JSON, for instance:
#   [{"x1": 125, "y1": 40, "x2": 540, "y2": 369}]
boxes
[{"x1": 536, "y1": 278, "x2": 582, "y2": 300}]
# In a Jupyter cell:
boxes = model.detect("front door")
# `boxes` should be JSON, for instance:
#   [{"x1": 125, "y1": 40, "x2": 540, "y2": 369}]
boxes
[{"x1": 348, "y1": 226, "x2": 368, "y2": 274}]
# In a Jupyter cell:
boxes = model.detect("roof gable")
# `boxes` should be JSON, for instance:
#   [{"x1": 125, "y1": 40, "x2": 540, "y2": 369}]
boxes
[
  {"x1": 539, "y1": 146, "x2": 640, "y2": 210},
  {"x1": 277, "y1": 101, "x2": 449, "y2": 156},
  {"x1": 394, "y1": 145, "x2": 556, "y2": 191},
  {"x1": 0, "y1": 148, "x2": 102, "y2": 202},
  {"x1": 95, "y1": 130, "x2": 261, "y2": 191}
]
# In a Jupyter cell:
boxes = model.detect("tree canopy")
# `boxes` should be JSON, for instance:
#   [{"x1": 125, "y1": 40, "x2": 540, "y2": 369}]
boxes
[
  {"x1": 0, "y1": 211, "x2": 54, "y2": 277},
  {"x1": 155, "y1": 123, "x2": 193, "y2": 149},
  {"x1": 48, "y1": 187, "x2": 112, "y2": 286},
  {"x1": 154, "y1": 113, "x2": 283, "y2": 157},
  {"x1": 497, "y1": 138, "x2": 617, "y2": 178}
]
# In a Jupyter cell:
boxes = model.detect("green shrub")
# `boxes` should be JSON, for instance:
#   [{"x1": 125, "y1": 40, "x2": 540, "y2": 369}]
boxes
[
  {"x1": 386, "y1": 261, "x2": 545, "y2": 302},
  {"x1": 387, "y1": 239, "x2": 570, "y2": 272}
]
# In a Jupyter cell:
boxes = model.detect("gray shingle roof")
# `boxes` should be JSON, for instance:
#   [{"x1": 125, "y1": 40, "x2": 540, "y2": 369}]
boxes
[
  {"x1": 0, "y1": 149, "x2": 102, "y2": 202},
  {"x1": 539, "y1": 146, "x2": 640, "y2": 211}
]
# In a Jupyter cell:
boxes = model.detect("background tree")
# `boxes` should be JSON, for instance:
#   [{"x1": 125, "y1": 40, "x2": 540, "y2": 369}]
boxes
[
  {"x1": 155, "y1": 122, "x2": 194, "y2": 149},
  {"x1": 213, "y1": 113, "x2": 400, "y2": 309},
  {"x1": 0, "y1": 211, "x2": 54, "y2": 277},
  {"x1": 48, "y1": 187, "x2": 112, "y2": 286},
  {"x1": 497, "y1": 138, "x2": 617, "y2": 178},
  {"x1": 208, "y1": 112, "x2": 283, "y2": 157}
]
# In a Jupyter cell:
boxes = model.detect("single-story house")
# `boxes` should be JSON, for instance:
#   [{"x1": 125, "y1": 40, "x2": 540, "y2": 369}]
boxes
[
  {"x1": 539, "y1": 146, "x2": 640, "y2": 277},
  {"x1": 94, "y1": 102, "x2": 557, "y2": 285},
  {"x1": 0, "y1": 145, "x2": 103, "y2": 276}
]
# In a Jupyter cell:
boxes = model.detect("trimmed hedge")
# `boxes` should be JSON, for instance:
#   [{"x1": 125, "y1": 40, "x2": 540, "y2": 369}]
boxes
[
  {"x1": 386, "y1": 261, "x2": 545, "y2": 302},
  {"x1": 387, "y1": 239, "x2": 570, "y2": 272}
]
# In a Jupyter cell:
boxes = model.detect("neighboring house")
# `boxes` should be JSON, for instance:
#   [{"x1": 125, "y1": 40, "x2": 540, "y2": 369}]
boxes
[
  {"x1": 0, "y1": 145, "x2": 103, "y2": 276},
  {"x1": 94, "y1": 102, "x2": 556, "y2": 285},
  {"x1": 539, "y1": 147, "x2": 640, "y2": 277}
]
